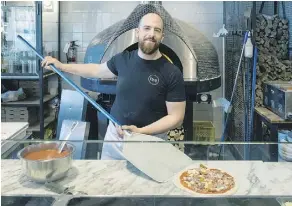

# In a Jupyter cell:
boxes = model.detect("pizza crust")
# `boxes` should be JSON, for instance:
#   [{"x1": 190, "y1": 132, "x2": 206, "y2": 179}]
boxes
[{"x1": 173, "y1": 164, "x2": 239, "y2": 196}]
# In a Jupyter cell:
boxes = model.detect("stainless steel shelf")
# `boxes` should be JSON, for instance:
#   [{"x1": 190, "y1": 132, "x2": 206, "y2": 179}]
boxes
[
  {"x1": 27, "y1": 115, "x2": 55, "y2": 132},
  {"x1": 1, "y1": 72, "x2": 55, "y2": 80},
  {"x1": 2, "y1": 94, "x2": 58, "y2": 107}
]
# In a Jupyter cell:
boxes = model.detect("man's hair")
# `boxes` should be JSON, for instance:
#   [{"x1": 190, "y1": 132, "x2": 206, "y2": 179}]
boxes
[{"x1": 138, "y1": 12, "x2": 164, "y2": 31}]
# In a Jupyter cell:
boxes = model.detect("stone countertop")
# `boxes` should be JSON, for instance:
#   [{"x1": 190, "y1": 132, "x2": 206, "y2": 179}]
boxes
[
  {"x1": 1, "y1": 122, "x2": 28, "y2": 141},
  {"x1": 1, "y1": 122, "x2": 29, "y2": 156},
  {"x1": 1, "y1": 160, "x2": 292, "y2": 197}
]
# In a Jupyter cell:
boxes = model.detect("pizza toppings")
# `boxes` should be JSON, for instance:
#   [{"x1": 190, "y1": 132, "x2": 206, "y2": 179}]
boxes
[{"x1": 179, "y1": 164, "x2": 235, "y2": 194}]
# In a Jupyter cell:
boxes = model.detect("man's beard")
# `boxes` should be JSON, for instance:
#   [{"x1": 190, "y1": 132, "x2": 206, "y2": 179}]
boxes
[{"x1": 138, "y1": 38, "x2": 160, "y2": 55}]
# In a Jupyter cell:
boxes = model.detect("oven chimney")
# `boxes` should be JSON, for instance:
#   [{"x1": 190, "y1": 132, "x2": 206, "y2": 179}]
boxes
[{"x1": 140, "y1": 1, "x2": 162, "y2": 5}]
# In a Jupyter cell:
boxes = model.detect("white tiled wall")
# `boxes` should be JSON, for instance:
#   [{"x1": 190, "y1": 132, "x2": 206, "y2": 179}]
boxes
[
  {"x1": 59, "y1": 1, "x2": 139, "y2": 90},
  {"x1": 59, "y1": 1, "x2": 224, "y2": 139},
  {"x1": 60, "y1": 1, "x2": 139, "y2": 64},
  {"x1": 42, "y1": 1, "x2": 60, "y2": 93},
  {"x1": 42, "y1": 1, "x2": 59, "y2": 56}
]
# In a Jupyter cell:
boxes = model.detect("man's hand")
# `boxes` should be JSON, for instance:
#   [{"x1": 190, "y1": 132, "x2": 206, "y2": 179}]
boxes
[
  {"x1": 115, "y1": 125, "x2": 143, "y2": 137},
  {"x1": 41, "y1": 56, "x2": 63, "y2": 71}
]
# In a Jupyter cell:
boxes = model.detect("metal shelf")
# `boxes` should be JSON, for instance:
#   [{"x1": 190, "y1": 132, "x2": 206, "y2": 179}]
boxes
[
  {"x1": 1, "y1": 4, "x2": 34, "y2": 9},
  {"x1": 1, "y1": 1, "x2": 61, "y2": 139},
  {"x1": 1, "y1": 72, "x2": 55, "y2": 80},
  {"x1": 27, "y1": 115, "x2": 55, "y2": 132},
  {"x1": 2, "y1": 94, "x2": 58, "y2": 107}
]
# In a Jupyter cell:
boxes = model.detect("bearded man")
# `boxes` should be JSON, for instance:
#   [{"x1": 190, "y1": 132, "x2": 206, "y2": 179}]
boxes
[{"x1": 42, "y1": 13, "x2": 186, "y2": 160}]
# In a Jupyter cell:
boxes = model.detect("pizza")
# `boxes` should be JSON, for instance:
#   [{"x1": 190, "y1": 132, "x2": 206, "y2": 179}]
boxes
[{"x1": 174, "y1": 164, "x2": 237, "y2": 195}]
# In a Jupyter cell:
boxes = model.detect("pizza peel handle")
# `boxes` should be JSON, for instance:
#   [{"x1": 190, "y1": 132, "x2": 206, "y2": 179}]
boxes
[{"x1": 17, "y1": 35, "x2": 131, "y2": 136}]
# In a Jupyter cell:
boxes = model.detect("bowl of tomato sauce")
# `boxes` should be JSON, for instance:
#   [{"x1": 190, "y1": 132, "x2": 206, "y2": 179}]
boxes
[{"x1": 17, "y1": 142, "x2": 75, "y2": 183}]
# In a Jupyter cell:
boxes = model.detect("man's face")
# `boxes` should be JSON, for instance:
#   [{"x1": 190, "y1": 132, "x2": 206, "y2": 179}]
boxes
[{"x1": 136, "y1": 13, "x2": 164, "y2": 55}]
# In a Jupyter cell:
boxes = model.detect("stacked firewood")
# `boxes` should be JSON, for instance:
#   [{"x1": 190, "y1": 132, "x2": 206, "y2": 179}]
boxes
[
  {"x1": 255, "y1": 14, "x2": 291, "y2": 107},
  {"x1": 255, "y1": 15, "x2": 289, "y2": 60}
]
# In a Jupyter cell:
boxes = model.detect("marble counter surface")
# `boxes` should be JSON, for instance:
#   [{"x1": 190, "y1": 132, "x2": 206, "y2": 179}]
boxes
[
  {"x1": 1, "y1": 160, "x2": 292, "y2": 197},
  {"x1": 1, "y1": 122, "x2": 28, "y2": 140},
  {"x1": 1, "y1": 122, "x2": 29, "y2": 156}
]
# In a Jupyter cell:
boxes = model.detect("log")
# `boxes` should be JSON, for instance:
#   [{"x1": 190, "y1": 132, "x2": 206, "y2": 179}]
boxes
[
  {"x1": 270, "y1": 31, "x2": 277, "y2": 38},
  {"x1": 264, "y1": 28, "x2": 271, "y2": 35},
  {"x1": 282, "y1": 19, "x2": 288, "y2": 25},
  {"x1": 272, "y1": 24, "x2": 278, "y2": 30}
]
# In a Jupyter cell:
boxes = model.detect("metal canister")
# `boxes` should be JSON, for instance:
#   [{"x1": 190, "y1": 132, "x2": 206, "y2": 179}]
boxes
[{"x1": 17, "y1": 142, "x2": 75, "y2": 183}]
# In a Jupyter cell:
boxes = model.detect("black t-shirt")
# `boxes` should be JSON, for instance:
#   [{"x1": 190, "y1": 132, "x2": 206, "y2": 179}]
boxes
[{"x1": 106, "y1": 49, "x2": 186, "y2": 128}]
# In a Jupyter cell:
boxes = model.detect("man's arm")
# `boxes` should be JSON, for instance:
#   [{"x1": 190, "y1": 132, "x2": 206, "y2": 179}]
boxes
[
  {"x1": 41, "y1": 56, "x2": 116, "y2": 79},
  {"x1": 122, "y1": 101, "x2": 186, "y2": 135}
]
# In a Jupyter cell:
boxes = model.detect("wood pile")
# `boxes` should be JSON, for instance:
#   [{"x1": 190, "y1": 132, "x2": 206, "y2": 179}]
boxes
[
  {"x1": 255, "y1": 14, "x2": 291, "y2": 107},
  {"x1": 255, "y1": 15, "x2": 289, "y2": 60}
]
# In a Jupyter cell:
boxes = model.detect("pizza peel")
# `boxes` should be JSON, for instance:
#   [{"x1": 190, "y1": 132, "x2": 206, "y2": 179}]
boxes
[
  {"x1": 18, "y1": 35, "x2": 193, "y2": 183},
  {"x1": 122, "y1": 134, "x2": 193, "y2": 183}
]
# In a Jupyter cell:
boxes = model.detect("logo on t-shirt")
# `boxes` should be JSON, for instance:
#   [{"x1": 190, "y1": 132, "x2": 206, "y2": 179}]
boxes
[{"x1": 148, "y1": 75, "x2": 159, "y2": 85}]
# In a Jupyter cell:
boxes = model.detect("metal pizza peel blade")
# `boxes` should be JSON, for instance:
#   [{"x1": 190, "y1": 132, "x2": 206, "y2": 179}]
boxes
[{"x1": 122, "y1": 133, "x2": 193, "y2": 183}]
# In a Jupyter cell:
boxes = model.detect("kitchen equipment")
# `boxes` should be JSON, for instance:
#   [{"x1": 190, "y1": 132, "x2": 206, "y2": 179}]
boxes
[
  {"x1": 17, "y1": 35, "x2": 131, "y2": 136},
  {"x1": 56, "y1": 94, "x2": 90, "y2": 160},
  {"x1": 58, "y1": 121, "x2": 78, "y2": 153},
  {"x1": 17, "y1": 142, "x2": 75, "y2": 183},
  {"x1": 65, "y1": 40, "x2": 79, "y2": 63},
  {"x1": 123, "y1": 134, "x2": 193, "y2": 183},
  {"x1": 263, "y1": 81, "x2": 292, "y2": 120}
]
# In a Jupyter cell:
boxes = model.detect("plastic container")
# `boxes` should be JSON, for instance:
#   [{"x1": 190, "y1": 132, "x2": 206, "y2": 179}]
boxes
[
  {"x1": 21, "y1": 60, "x2": 27, "y2": 73},
  {"x1": 244, "y1": 31, "x2": 253, "y2": 58},
  {"x1": 193, "y1": 121, "x2": 215, "y2": 141}
]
